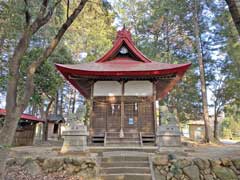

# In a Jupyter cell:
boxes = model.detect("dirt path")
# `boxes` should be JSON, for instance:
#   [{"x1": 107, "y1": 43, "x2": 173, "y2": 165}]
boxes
[
  {"x1": 188, "y1": 143, "x2": 240, "y2": 159},
  {"x1": 8, "y1": 143, "x2": 240, "y2": 160}
]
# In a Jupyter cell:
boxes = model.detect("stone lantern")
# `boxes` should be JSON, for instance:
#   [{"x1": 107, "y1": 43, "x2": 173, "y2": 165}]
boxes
[{"x1": 156, "y1": 106, "x2": 181, "y2": 147}]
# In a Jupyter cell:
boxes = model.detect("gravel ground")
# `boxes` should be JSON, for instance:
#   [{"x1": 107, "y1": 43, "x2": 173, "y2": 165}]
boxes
[{"x1": 5, "y1": 166, "x2": 91, "y2": 180}]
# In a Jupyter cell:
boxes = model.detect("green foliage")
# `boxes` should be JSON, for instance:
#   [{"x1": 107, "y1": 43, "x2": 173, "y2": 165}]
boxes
[
  {"x1": 113, "y1": 0, "x2": 202, "y2": 121},
  {"x1": 67, "y1": 105, "x2": 86, "y2": 123},
  {"x1": 18, "y1": 45, "x2": 73, "y2": 106},
  {"x1": 221, "y1": 116, "x2": 240, "y2": 138},
  {"x1": 63, "y1": 0, "x2": 116, "y2": 62}
]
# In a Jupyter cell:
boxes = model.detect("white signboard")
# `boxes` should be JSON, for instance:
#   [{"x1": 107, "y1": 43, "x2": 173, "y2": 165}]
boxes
[
  {"x1": 124, "y1": 81, "x2": 153, "y2": 96},
  {"x1": 93, "y1": 81, "x2": 121, "y2": 96}
]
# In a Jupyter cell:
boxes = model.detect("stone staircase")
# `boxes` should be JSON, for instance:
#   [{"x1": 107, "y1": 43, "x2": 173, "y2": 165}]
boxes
[
  {"x1": 99, "y1": 151, "x2": 153, "y2": 180},
  {"x1": 105, "y1": 132, "x2": 141, "y2": 146}
]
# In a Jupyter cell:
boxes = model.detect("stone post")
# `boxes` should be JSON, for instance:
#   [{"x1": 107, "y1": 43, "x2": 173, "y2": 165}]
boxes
[
  {"x1": 156, "y1": 125, "x2": 181, "y2": 147},
  {"x1": 61, "y1": 123, "x2": 88, "y2": 153}
]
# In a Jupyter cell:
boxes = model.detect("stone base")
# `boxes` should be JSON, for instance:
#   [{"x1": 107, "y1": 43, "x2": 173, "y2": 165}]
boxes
[
  {"x1": 156, "y1": 124, "x2": 181, "y2": 147},
  {"x1": 156, "y1": 135, "x2": 181, "y2": 147},
  {"x1": 61, "y1": 136, "x2": 88, "y2": 153},
  {"x1": 60, "y1": 124, "x2": 88, "y2": 153}
]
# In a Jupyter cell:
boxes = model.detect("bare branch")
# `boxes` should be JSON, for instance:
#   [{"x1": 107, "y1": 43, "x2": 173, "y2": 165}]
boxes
[
  {"x1": 67, "y1": 0, "x2": 70, "y2": 19},
  {"x1": 29, "y1": 0, "x2": 62, "y2": 35},
  {"x1": 24, "y1": 0, "x2": 31, "y2": 26},
  {"x1": 38, "y1": 0, "x2": 49, "y2": 18},
  {"x1": 225, "y1": 0, "x2": 240, "y2": 36}
]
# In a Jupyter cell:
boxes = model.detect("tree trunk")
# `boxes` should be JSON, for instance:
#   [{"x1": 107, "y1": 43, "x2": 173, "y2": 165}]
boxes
[
  {"x1": 158, "y1": 101, "x2": 162, "y2": 126},
  {"x1": 225, "y1": 0, "x2": 240, "y2": 36},
  {"x1": 0, "y1": 28, "x2": 33, "y2": 145},
  {"x1": 193, "y1": 0, "x2": 212, "y2": 143},
  {"x1": 55, "y1": 90, "x2": 59, "y2": 115},
  {"x1": 0, "y1": 0, "x2": 88, "y2": 146},
  {"x1": 41, "y1": 98, "x2": 54, "y2": 141},
  {"x1": 60, "y1": 87, "x2": 64, "y2": 115},
  {"x1": 213, "y1": 110, "x2": 219, "y2": 140},
  {"x1": 72, "y1": 89, "x2": 76, "y2": 113}
]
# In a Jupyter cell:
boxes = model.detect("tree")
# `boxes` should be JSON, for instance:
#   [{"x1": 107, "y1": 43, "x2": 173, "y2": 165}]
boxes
[
  {"x1": 225, "y1": 0, "x2": 240, "y2": 36},
  {"x1": 63, "y1": 0, "x2": 116, "y2": 62},
  {"x1": 0, "y1": 0, "x2": 88, "y2": 145},
  {"x1": 113, "y1": 0, "x2": 204, "y2": 123},
  {"x1": 24, "y1": 47, "x2": 73, "y2": 141},
  {"x1": 193, "y1": 0, "x2": 212, "y2": 142},
  {"x1": 210, "y1": 78, "x2": 228, "y2": 140},
  {"x1": 0, "y1": 0, "x2": 88, "y2": 178}
]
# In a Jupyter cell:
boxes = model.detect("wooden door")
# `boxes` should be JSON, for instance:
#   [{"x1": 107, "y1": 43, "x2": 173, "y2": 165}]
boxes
[
  {"x1": 92, "y1": 102, "x2": 107, "y2": 134},
  {"x1": 124, "y1": 103, "x2": 138, "y2": 133},
  {"x1": 107, "y1": 103, "x2": 121, "y2": 132},
  {"x1": 138, "y1": 102, "x2": 154, "y2": 133}
]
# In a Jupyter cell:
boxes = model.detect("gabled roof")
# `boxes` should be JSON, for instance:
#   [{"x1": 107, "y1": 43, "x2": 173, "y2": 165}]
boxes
[
  {"x1": 47, "y1": 114, "x2": 65, "y2": 123},
  {"x1": 96, "y1": 28, "x2": 151, "y2": 63},
  {"x1": 0, "y1": 108, "x2": 44, "y2": 123},
  {"x1": 56, "y1": 59, "x2": 191, "y2": 77},
  {"x1": 55, "y1": 27, "x2": 191, "y2": 99}
]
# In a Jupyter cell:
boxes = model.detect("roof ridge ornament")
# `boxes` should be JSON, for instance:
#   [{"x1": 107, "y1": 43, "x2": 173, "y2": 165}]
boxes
[
  {"x1": 114, "y1": 26, "x2": 133, "y2": 44},
  {"x1": 95, "y1": 26, "x2": 154, "y2": 63}
]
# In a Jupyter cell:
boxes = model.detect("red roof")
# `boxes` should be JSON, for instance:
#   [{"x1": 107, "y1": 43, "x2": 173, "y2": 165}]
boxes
[
  {"x1": 56, "y1": 58, "x2": 191, "y2": 76},
  {"x1": 55, "y1": 28, "x2": 191, "y2": 99},
  {"x1": 96, "y1": 28, "x2": 151, "y2": 63},
  {"x1": 0, "y1": 109, "x2": 44, "y2": 123}
]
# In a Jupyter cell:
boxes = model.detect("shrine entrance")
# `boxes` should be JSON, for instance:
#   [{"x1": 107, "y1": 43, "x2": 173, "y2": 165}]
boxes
[
  {"x1": 92, "y1": 99, "x2": 154, "y2": 135},
  {"x1": 56, "y1": 27, "x2": 191, "y2": 146}
]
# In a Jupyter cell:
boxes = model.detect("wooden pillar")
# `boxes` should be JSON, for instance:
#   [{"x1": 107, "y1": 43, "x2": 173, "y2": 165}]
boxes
[
  {"x1": 120, "y1": 81, "x2": 125, "y2": 138},
  {"x1": 89, "y1": 82, "x2": 94, "y2": 136},
  {"x1": 153, "y1": 81, "x2": 157, "y2": 135}
]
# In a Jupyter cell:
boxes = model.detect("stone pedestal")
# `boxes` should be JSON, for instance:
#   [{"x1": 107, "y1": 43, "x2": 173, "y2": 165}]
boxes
[
  {"x1": 61, "y1": 124, "x2": 88, "y2": 153},
  {"x1": 156, "y1": 124, "x2": 181, "y2": 147}
]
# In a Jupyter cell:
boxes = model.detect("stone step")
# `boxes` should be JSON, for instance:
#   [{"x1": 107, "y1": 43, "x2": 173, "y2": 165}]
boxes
[
  {"x1": 106, "y1": 144, "x2": 141, "y2": 147},
  {"x1": 102, "y1": 156, "x2": 149, "y2": 162},
  {"x1": 92, "y1": 138, "x2": 104, "y2": 142},
  {"x1": 101, "y1": 161, "x2": 149, "y2": 168},
  {"x1": 107, "y1": 137, "x2": 139, "y2": 141},
  {"x1": 106, "y1": 140, "x2": 140, "y2": 144},
  {"x1": 99, "y1": 174, "x2": 152, "y2": 180},
  {"x1": 102, "y1": 150, "x2": 150, "y2": 156},
  {"x1": 100, "y1": 167, "x2": 151, "y2": 174},
  {"x1": 107, "y1": 132, "x2": 139, "y2": 138},
  {"x1": 142, "y1": 135, "x2": 155, "y2": 137},
  {"x1": 142, "y1": 138, "x2": 155, "y2": 141},
  {"x1": 106, "y1": 141, "x2": 140, "y2": 147}
]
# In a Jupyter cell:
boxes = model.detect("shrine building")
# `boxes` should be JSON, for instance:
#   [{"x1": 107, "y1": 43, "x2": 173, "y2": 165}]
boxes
[{"x1": 56, "y1": 28, "x2": 191, "y2": 146}]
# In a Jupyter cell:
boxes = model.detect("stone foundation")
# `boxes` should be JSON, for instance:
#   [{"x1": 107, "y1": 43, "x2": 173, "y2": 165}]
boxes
[
  {"x1": 152, "y1": 156, "x2": 240, "y2": 180},
  {"x1": 61, "y1": 124, "x2": 88, "y2": 153},
  {"x1": 6, "y1": 156, "x2": 97, "y2": 179}
]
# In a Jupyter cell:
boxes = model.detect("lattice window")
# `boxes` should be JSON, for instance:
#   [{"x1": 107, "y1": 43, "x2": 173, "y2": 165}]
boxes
[{"x1": 92, "y1": 102, "x2": 107, "y2": 130}]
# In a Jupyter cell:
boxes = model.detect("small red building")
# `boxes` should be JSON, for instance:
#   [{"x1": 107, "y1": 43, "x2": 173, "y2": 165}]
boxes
[
  {"x1": 0, "y1": 108, "x2": 44, "y2": 146},
  {"x1": 56, "y1": 28, "x2": 191, "y2": 146}
]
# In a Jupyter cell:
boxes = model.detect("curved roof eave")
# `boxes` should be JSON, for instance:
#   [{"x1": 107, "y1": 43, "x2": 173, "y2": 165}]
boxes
[{"x1": 55, "y1": 62, "x2": 191, "y2": 77}]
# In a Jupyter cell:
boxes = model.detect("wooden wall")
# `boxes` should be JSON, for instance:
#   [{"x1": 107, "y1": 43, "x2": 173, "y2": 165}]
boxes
[
  {"x1": 91, "y1": 96, "x2": 154, "y2": 134},
  {"x1": 13, "y1": 124, "x2": 36, "y2": 146}
]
